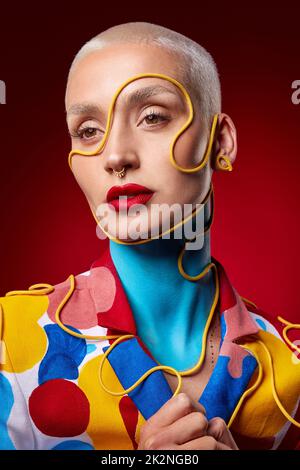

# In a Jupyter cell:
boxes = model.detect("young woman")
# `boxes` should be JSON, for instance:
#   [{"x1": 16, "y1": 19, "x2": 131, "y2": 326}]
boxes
[{"x1": 0, "y1": 22, "x2": 299, "y2": 451}]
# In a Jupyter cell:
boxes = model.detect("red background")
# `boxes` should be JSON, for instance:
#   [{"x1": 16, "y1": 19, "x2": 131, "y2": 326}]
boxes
[{"x1": 0, "y1": 3, "x2": 299, "y2": 324}]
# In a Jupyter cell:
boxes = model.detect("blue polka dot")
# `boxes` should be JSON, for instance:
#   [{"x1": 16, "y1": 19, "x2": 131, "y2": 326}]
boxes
[
  {"x1": 51, "y1": 440, "x2": 94, "y2": 450},
  {"x1": 255, "y1": 318, "x2": 267, "y2": 331},
  {"x1": 0, "y1": 373, "x2": 15, "y2": 450},
  {"x1": 87, "y1": 344, "x2": 97, "y2": 354},
  {"x1": 39, "y1": 324, "x2": 87, "y2": 384}
]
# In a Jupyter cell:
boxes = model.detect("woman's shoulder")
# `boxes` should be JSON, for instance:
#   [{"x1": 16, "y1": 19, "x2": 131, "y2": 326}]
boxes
[
  {"x1": 0, "y1": 267, "x2": 94, "y2": 355},
  {"x1": 230, "y1": 298, "x2": 300, "y2": 449},
  {"x1": 241, "y1": 296, "x2": 298, "y2": 347}
]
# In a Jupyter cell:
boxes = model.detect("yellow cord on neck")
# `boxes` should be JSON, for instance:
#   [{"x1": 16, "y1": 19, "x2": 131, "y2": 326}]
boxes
[{"x1": 53, "y1": 258, "x2": 219, "y2": 392}]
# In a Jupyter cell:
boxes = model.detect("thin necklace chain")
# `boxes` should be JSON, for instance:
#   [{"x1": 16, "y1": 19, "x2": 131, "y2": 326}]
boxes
[{"x1": 208, "y1": 311, "x2": 220, "y2": 369}]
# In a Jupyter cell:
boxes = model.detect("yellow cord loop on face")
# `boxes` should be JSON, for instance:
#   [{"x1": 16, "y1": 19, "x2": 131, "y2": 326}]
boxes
[
  {"x1": 68, "y1": 72, "x2": 219, "y2": 174},
  {"x1": 68, "y1": 73, "x2": 221, "y2": 245}
]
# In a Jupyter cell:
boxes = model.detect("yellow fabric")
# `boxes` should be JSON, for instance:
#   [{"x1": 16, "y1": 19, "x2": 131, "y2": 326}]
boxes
[
  {"x1": 78, "y1": 353, "x2": 145, "y2": 450},
  {"x1": 230, "y1": 330, "x2": 300, "y2": 437},
  {"x1": 0, "y1": 295, "x2": 48, "y2": 373}
]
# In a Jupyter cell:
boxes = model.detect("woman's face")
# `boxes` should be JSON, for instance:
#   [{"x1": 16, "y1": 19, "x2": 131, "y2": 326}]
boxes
[{"x1": 65, "y1": 42, "x2": 212, "y2": 241}]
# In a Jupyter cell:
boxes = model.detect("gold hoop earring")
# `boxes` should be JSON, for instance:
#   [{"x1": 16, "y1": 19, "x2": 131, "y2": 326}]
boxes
[{"x1": 215, "y1": 153, "x2": 233, "y2": 172}]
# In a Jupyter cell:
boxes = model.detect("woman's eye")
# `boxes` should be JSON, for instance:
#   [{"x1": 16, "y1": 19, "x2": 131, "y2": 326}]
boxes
[
  {"x1": 142, "y1": 111, "x2": 169, "y2": 126},
  {"x1": 78, "y1": 127, "x2": 101, "y2": 140},
  {"x1": 69, "y1": 126, "x2": 102, "y2": 142}
]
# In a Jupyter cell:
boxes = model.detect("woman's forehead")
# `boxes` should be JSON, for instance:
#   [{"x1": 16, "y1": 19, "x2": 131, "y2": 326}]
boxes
[{"x1": 65, "y1": 43, "x2": 184, "y2": 103}]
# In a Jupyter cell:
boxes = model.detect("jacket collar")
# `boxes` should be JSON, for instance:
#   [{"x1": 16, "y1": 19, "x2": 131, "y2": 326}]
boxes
[{"x1": 89, "y1": 240, "x2": 259, "y2": 342}]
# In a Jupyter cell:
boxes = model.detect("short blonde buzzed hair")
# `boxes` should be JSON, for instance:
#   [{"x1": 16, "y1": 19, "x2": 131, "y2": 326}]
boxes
[{"x1": 67, "y1": 22, "x2": 221, "y2": 129}]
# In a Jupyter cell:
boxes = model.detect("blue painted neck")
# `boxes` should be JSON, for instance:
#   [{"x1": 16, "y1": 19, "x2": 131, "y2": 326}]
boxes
[{"x1": 110, "y1": 200, "x2": 216, "y2": 371}]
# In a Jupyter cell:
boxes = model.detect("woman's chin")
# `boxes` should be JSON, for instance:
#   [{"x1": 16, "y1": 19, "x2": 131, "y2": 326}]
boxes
[{"x1": 98, "y1": 223, "x2": 162, "y2": 243}]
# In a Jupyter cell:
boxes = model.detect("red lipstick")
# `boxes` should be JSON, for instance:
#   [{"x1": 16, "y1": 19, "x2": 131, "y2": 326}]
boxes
[{"x1": 106, "y1": 183, "x2": 154, "y2": 212}]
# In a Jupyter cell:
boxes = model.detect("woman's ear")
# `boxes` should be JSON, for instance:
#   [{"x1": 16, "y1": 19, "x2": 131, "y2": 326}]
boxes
[{"x1": 211, "y1": 113, "x2": 237, "y2": 171}]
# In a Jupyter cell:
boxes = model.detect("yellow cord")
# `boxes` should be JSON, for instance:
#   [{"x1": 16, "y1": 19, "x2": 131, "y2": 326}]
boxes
[
  {"x1": 53, "y1": 258, "x2": 219, "y2": 397},
  {"x1": 257, "y1": 339, "x2": 300, "y2": 428},
  {"x1": 68, "y1": 72, "x2": 219, "y2": 174},
  {"x1": 98, "y1": 334, "x2": 183, "y2": 397},
  {"x1": 240, "y1": 296, "x2": 258, "y2": 309},
  {"x1": 94, "y1": 181, "x2": 214, "y2": 246},
  {"x1": 68, "y1": 73, "x2": 218, "y2": 245},
  {"x1": 277, "y1": 316, "x2": 300, "y2": 356},
  {"x1": 5, "y1": 71, "x2": 299, "y2": 431},
  {"x1": 5, "y1": 284, "x2": 55, "y2": 297},
  {"x1": 228, "y1": 340, "x2": 300, "y2": 429},
  {"x1": 68, "y1": 72, "x2": 220, "y2": 242},
  {"x1": 5, "y1": 266, "x2": 300, "y2": 430}
]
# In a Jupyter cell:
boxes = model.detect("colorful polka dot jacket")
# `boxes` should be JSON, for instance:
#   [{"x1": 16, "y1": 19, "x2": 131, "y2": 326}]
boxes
[{"x1": 0, "y1": 244, "x2": 299, "y2": 450}]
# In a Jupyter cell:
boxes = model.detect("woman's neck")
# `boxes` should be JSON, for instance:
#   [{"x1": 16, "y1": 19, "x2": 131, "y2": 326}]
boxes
[{"x1": 109, "y1": 198, "x2": 216, "y2": 371}]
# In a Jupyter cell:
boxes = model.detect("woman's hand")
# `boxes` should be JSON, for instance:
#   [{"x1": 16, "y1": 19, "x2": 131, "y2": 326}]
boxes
[{"x1": 137, "y1": 392, "x2": 238, "y2": 450}]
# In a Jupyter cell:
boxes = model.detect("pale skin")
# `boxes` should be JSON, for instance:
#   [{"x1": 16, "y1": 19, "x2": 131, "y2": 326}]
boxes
[{"x1": 65, "y1": 42, "x2": 238, "y2": 450}]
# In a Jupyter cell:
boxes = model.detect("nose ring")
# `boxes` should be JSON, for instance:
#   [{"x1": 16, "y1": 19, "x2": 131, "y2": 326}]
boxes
[{"x1": 113, "y1": 167, "x2": 126, "y2": 178}]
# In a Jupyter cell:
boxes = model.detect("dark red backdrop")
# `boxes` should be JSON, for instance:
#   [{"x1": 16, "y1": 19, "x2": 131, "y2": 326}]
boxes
[{"x1": 0, "y1": 3, "x2": 299, "y2": 323}]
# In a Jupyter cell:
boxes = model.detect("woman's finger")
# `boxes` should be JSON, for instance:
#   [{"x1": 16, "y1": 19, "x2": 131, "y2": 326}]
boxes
[
  {"x1": 146, "y1": 392, "x2": 206, "y2": 429},
  {"x1": 178, "y1": 435, "x2": 231, "y2": 450},
  {"x1": 207, "y1": 417, "x2": 238, "y2": 450}
]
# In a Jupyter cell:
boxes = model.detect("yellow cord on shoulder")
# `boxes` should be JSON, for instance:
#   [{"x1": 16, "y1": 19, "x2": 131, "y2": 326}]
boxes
[
  {"x1": 5, "y1": 269, "x2": 300, "y2": 429},
  {"x1": 4, "y1": 247, "x2": 219, "y2": 399},
  {"x1": 5, "y1": 283, "x2": 55, "y2": 296},
  {"x1": 228, "y1": 297, "x2": 300, "y2": 428},
  {"x1": 228, "y1": 339, "x2": 300, "y2": 429},
  {"x1": 240, "y1": 296, "x2": 257, "y2": 309},
  {"x1": 277, "y1": 315, "x2": 300, "y2": 355},
  {"x1": 257, "y1": 339, "x2": 300, "y2": 428}
]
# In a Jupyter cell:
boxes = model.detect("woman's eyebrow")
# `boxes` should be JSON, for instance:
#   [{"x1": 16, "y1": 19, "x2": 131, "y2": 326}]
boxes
[
  {"x1": 66, "y1": 102, "x2": 102, "y2": 118},
  {"x1": 123, "y1": 85, "x2": 180, "y2": 107},
  {"x1": 67, "y1": 85, "x2": 181, "y2": 118}
]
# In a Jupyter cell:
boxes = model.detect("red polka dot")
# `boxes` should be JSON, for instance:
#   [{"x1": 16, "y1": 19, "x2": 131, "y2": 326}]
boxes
[
  {"x1": 29, "y1": 379, "x2": 90, "y2": 437},
  {"x1": 119, "y1": 395, "x2": 139, "y2": 450}
]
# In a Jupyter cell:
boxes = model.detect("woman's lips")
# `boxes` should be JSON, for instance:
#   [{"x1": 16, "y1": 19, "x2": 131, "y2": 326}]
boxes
[
  {"x1": 106, "y1": 183, "x2": 154, "y2": 212},
  {"x1": 108, "y1": 192, "x2": 154, "y2": 212}
]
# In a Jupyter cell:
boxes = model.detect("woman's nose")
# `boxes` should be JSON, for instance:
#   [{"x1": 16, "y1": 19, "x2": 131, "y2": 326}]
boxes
[{"x1": 102, "y1": 121, "x2": 140, "y2": 176}]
